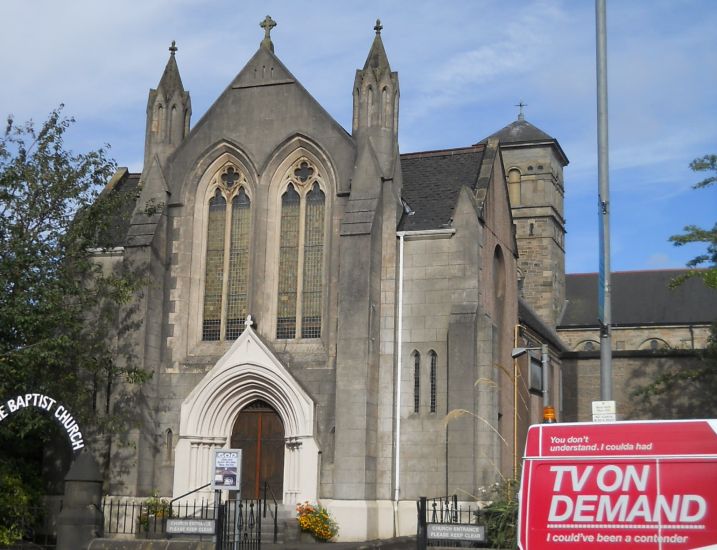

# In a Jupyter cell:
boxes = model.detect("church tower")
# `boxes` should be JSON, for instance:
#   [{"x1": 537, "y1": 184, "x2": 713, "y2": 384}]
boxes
[
  {"x1": 143, "y1": 41, "x2": 192, "y2": 170},
  {"x1": 482, "y1": 110, "x2": 569, "y2": 327}
]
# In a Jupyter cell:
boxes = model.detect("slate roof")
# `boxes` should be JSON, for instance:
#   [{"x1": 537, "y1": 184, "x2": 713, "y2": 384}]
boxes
[
  {"x1": 399, "y1": 146, "x2": 485, "y2": 231},
  {"x1": 477, "y1": 117, "x2": 568, "y2": 165},
  {"x1": 559, "y1": 270, "x2": 717, "y2": 327},
  {"x1": 96, "y1": 170, "x2": 141, "y2": 248},
  {"x1": 519, "y1": 298, "x2": 567, "y2": 352}
]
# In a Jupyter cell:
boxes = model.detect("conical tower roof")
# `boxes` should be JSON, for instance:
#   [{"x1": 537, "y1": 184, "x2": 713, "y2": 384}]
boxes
[
  {"x1": 157, "y1": 41, "x2": 185, "y2": 94},
  {"x1": 362, "y1": 19, "x2": 392, "y2": 76}
]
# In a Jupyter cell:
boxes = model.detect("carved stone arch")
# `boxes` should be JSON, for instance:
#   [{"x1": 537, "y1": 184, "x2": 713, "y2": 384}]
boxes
[
  {"x1": 639, "y1": 337, "x2": 669, "y2": 351},
  {"x1": 186, "y1": 148, "x2": 257, "y2": 349},
  {"x1": 575, "y1": 340, "x2": 599, "y2": 352},
  {"x1": 173, "y1": 325, "x2": 319, "y2": 504}
]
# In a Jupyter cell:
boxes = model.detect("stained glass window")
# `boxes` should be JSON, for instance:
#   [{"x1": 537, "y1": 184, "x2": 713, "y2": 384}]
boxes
[
  {"x1": 201, "y1": 165, "x2": 252, "y2": 342},
  {"x1": 301, "y1": 183, "x2": 325, "y2": 338},
  {"x1": 277, "y1": 184, "x2": 300, "y2": 339},
  {"x1": 226, "y1": 188, "x2": 251, "y2": 340},
  {"x1": 202, "y1": 189, "x2": 226, "y2": 341},
  {"x1": 275, "y1": 159, "x2": 326, "y2": 341}
]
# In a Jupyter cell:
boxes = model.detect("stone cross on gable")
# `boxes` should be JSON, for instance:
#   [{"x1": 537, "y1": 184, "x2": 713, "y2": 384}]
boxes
[
  {"x1": 245, "y1": 314, "x2": 254, "y2": 329},
  {"x1": 374, "y1": 19, "x2": 383, "y2": 35},
  {"x1": 515, "y1": 101, "x2": 527, "y2": 121},
  {"x1": 260, "y1": 15, "x2": 277, "y2": 52},
  {"x1": 169, "y1": 40, "x2": 178, "y2": 55}
]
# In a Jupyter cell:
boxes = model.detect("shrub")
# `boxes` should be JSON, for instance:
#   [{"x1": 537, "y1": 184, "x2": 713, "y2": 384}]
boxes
[
  {"x1": 296, "y1": 501, "x2": 339, "y2": 541},
  {"x1": 474, "y1": 479, "x2": 519, "y2": 549},
  {"x1": 138, "y1": 492, "x2": 171, "y2": 531}
]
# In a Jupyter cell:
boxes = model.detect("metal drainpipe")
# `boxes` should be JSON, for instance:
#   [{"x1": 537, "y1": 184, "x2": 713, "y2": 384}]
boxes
[{"x1": 393, "y1": 232, "x2": 405, "y2": 535}]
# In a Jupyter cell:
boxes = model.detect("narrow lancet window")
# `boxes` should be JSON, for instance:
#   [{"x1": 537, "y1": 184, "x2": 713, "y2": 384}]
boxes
[
  {"x1": 226, "y1": 188, "x2": 251, "y2": 339},
  {"x1": 429, "y1": 351, "x2": 437, "y2": 413},
  {"x1": 202, "y1": 189, "x2": 226, "y2": 341},
  {"x1": 277, "y1": 184, "x2": 300, "y2": 339},
  {"x1": 413, "y1": 352, "x2": 421, "y2": 414},
  {"x1": 301, "y1": 183, "x2": 325, "y2": 338}
]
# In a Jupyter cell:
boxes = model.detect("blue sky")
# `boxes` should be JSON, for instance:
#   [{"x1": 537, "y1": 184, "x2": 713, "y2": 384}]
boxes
[{"x1": 1, "y1": 0, "x2": 715, "y2": 274}]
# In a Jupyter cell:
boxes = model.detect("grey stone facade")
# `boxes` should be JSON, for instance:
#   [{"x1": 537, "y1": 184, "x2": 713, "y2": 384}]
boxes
[{"x1": 90, "y1": 17, "x2": 714, "y2": 542}]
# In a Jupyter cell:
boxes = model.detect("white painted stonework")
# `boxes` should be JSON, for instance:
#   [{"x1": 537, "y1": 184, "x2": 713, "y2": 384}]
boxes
[{"x1": 173, "y1": 324, "x2": 319, "y2": 504}]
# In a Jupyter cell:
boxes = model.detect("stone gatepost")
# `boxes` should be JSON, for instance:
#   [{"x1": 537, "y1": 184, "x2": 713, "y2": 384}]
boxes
[{"x1": 56, "y1": 451, "x2": 104, "y2": 550}]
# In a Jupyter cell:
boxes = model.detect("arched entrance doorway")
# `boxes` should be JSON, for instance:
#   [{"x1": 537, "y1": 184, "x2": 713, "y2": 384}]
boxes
[{"x1": 231, "y1": 400, "x2": 284, "y2": 499}]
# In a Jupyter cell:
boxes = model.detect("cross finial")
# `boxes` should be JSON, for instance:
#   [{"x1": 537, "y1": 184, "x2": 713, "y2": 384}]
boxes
[
  {"x1": 245, "y1": 314, "x2": 254, "y2": 329},
  {"x1": 260, "y1": 15, "x2": 277, "y2": 52},
  {"x1": 374, "y1": 18, "x2": 383, "y2": 35},
  {"x1": 515, "y1": 101, "x2": 527, "y2": 121},
  {"x1": 169, "y1": 40, "x2": 178, "y2": 56}
]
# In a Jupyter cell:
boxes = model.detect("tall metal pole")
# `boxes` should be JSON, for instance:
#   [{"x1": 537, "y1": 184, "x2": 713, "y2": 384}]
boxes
[{"x1": 596, "y1": 0, "x2": 612, "y2": 401}]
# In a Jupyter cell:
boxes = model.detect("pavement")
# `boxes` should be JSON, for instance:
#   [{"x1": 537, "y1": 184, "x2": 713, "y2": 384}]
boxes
[{"x1": 263, "y1": 536, "x2": 416, "y2": 550}]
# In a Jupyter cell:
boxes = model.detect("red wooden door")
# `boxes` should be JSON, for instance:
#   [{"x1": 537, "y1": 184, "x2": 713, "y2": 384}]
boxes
[{"x1": 230, "y1": 400, "x2": 284, "y2": 499}]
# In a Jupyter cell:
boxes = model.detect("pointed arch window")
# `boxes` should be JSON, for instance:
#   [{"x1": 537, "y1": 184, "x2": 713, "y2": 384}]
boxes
[
  {"x1": 202, "y1": 165, "x2": 252, "y2": 341},
  {"x1": 276, "y1": 160, "x2": 326, "y2": 339},
  {"x1": 413, "y1": 351, "x2": 421, "y2": 414},
  {"x1": 429, "y1": 350, "x2": 437, "y2": 413}
]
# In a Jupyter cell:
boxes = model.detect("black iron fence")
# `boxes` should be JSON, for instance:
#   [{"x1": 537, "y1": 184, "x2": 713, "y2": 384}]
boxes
[{"x1": 417, "y1": 495, "x2": 486, "y2": 549}]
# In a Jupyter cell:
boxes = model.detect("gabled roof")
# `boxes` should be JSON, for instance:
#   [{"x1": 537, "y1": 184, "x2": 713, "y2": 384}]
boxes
[
  {"x1": 559, "y1": 270, "x2": 717, "y2": 327},
  {"x1": 477, "y1": 116, "x2": 568, "y2": 165},
  {"x1": 398, "y1": 146, "x2": 485, "y2": 231}
]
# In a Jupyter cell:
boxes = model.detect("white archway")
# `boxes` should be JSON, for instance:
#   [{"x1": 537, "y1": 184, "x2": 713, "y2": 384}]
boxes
[{"x1": 173, "y1": 322, "x2": 318, "y2": 504}]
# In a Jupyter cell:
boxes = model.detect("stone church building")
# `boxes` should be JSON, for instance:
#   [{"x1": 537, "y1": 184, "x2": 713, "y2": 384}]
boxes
[{"x1": 95, "y1": 18, "x2": 715, "y2": 541}]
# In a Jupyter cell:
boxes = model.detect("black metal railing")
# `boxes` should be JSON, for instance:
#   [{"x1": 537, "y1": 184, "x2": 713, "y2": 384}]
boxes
[
  {"x1": 262, "y1": 481, "x2": 279, "y2": 543},
  {"x1": 218, "y1": 499, "x2": 261, "y2": 550},
  {"x1": 417, "y1": 495, "x2": 484, "y2": 549}
]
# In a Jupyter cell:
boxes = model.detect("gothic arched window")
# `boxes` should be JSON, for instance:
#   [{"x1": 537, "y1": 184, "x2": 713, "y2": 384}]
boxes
[
  {"x1": 202, "y1": 165, "x2": 252, "y2": 341},
  {"x1": 413, "y1": 351, "x2": 421, "y2": 414},
  {"x1": 429, "y1": 350, "x2": 437, "y2": 413},
  {"x1": 276, "y1": 160, "x2": 326, "y2": 339}
]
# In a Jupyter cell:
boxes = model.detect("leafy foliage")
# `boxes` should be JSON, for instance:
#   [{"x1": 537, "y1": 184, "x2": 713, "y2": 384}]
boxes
[
  {"x1": 296, "y1": 501, "x2": 339, "y2": 541},
  {"x1": 0, "y1": 108, "x2": 148, "y2": 538},
  {"x1": 475, "y1": 479, "x2": 519, "y2": 549},
  {"x1": 669, "y1": 154, "x2": 717, "y2": 289},
  {"x1": 632, "y1": 323, "x2": 717, "y2": 418}
]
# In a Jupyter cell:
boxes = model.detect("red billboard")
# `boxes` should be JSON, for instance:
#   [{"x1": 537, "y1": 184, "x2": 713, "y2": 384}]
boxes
[{"x1": 518, "y1": 420, "x2": 717, "y2": 549}]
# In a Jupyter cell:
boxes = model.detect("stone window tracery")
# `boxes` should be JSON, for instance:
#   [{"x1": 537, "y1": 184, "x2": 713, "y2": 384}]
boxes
[
  {"x1": 276, "y1": 158, "x2": 326, "y2": 339},
  {"x1": 202, "y1": 164, "x2": 252, "y2": 341}
]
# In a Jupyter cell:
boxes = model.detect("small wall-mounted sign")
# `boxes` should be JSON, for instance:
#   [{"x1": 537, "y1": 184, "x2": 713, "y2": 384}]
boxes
[
  {"x1": 0, "y1": 393, "x2": 84, "y2": 451},
  {"x1": 166, "y1": 518, "x2": 215, "y2": 535}
]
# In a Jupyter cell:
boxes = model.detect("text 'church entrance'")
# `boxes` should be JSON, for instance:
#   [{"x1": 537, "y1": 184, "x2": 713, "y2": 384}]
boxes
[{"x1": 231, "y1": 400, "x2": 285, "y2": 499}]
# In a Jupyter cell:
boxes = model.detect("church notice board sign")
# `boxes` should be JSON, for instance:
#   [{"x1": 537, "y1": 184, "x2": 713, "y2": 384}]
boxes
[
  {"x1": 518, "y1": 420, "x2": 717, "y2": 550},
  {"x1": 212, "y1": 449, "x2": 242, "y2": 491}
]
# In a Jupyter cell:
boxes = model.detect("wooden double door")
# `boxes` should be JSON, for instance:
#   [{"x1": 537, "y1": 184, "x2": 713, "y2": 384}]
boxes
[{"x1": 230, "y1": 400, "x2": 285, "y2": 499}]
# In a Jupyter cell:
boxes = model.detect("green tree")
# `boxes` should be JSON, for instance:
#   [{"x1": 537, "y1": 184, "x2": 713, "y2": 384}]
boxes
[
  {"x1": 0, "y1": 108, "x2": 147, "y2": 543},
  {"x1": 633, "y1": 155, "x2": 717, "y2": 419},
  {"x1": 669, "y1": 154, "x2": 717, "y2": 289}
]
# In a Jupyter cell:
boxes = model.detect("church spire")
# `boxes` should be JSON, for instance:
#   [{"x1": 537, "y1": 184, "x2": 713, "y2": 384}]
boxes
[
  {"x1": 352, "y1": 19, "x2": 399, "y2": 137},
  {"x1": 143, "y1": 41, "x2": 192, "y2": 169},
  {"x1": 362, "y1": 19, "x2": 392, "y2": 76}
]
